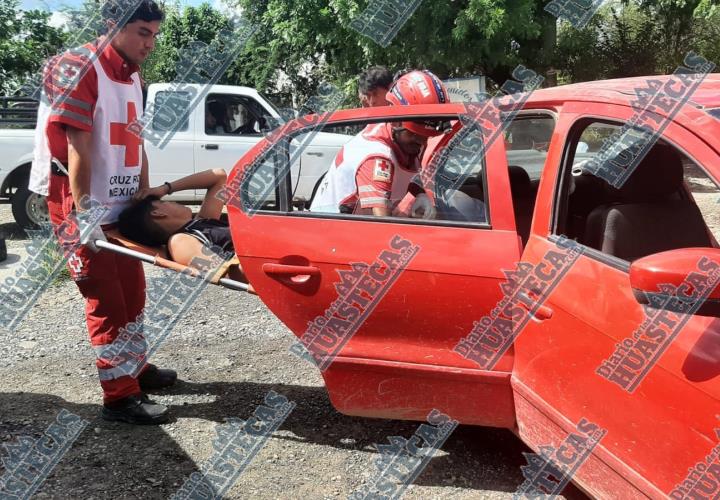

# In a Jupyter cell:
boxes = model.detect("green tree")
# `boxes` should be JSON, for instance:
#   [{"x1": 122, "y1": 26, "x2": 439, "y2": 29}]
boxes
[
  {"x1": 234, "y1": 0, "x2": 559, "y2": 103},
  {"x1": 0, "y1": 0, "x2": 66, "y2": 95},
  {"x1": 555, "y1": 0, "x2": 720, "y2": 83},
  {"x1": 141, "y1": 2, "x2": 233, "y2": 84}
]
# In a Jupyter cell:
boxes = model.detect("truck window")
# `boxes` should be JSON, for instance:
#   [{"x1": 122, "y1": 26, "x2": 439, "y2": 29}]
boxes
[
  {"x1": 555, "y1": 120, "x2": 719, "y2": 263},
  {"x1": 152, "y1": 91, "x2": 190, "y2": 132},
  {"x1": 205, "y1": 94, "x2": 276, "y2": 136}
]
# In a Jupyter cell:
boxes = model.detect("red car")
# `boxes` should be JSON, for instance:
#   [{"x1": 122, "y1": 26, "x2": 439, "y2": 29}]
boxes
[{"x1": 226, "y1": 73, "x2": 720, "y2": 498}]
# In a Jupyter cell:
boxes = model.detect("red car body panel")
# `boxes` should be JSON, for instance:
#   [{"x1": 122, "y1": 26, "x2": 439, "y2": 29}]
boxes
[{"x1": 227, "y1": 75, "x2": 720, "y2": 497}]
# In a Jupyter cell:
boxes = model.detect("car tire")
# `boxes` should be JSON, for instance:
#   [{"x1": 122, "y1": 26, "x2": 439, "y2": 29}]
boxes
[{"x1": 11, "y1": 185, "x2": 49, "y2": 229}]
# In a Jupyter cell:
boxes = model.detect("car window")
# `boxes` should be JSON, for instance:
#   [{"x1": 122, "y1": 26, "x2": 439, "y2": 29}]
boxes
[
  {"x1": 503, "y1": 114, "x2": 556, "y2": 246},
  {"x1": 152, "y1": 91, "x2": 190, "y2": 132},
  {"x1": 504, "y1": 116, "x2": 556, "y2": 181},
  {"x1": 555, "y1": 119, "x2": 719, "y2": 263},
  {"x1": 685, "y1": 161, "x2": 720, "y2": 243},
  {"x1": 237, "y1": 117, "x2": 490, "y2": 227}
]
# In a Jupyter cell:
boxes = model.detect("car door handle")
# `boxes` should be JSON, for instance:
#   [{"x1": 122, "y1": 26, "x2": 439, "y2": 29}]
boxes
[
  {"x1": 203, "y1": 144, "x2": 219, "y2": 150},
  {"x1": 262, "y1": 263, "x2": 320, "y2": 284},
  {"x1": 516, "y1": 291, "x2": 554, "y2": 321},
  {"x1": 305, "y1": 152, "x2": 323, "y2": 157}
]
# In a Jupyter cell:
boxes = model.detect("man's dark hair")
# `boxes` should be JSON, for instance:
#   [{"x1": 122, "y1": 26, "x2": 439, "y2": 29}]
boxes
[
  {"x1": 358, "y1": 66, "x2": 393, "y2": 95},
  {"x1": 104, "y1": 0, "x2": 164, "y2": 27},
  {"x1": 118, "y1": 196, "x2": 168, "y2": 247}
]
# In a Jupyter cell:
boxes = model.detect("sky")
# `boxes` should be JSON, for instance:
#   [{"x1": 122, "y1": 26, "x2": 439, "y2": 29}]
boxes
[
  {"x1": 19, "y1": 0, "x2": 226, "y2": 29},
  {"x1": 20, "y1": 0, "x2": 211, "y2": 13}
]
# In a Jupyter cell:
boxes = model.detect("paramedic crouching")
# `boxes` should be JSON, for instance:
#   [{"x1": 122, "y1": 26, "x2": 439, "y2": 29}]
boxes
[{"x1": 310, "y1": 70, "x2": 484, "y2": 221}]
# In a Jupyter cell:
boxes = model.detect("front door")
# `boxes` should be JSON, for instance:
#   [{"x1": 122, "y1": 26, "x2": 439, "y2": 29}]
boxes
[
  {"x1": 512, "y1": 101, "x2": 720, "y2": 498},
  {"x1": 227, "y1": 107, "x2": 521, "y2": 426}
]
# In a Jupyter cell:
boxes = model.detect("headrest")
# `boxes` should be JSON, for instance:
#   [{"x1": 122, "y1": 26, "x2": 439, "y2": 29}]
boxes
[
  {"x1": 606, "y1": 143, "x2": 684, "y2": 202},
  {"x1": 508, "y1": 165, "x2": 531, "y2": 198}
]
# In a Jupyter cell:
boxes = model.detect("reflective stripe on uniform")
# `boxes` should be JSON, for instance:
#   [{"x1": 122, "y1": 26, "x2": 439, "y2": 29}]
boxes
[{"x1": 50, "y1": 108, "x2": 92, "y2": 125}]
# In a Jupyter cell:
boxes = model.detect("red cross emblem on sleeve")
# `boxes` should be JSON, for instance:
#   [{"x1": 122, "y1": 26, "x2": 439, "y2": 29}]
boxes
[{"x1": 110, "y1": 102, "x2": 142, "y2": 167}]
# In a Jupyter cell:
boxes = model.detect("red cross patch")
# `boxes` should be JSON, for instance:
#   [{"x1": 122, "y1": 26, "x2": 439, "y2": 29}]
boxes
[
  {"x1": 373, "y1": 159, "x2": 392, "y2": 182},
  {"x1": 68, "y1": 253, "x2": 83, "y2": 274},
  {"x1": 110, "y1": 102, "x2": 143, "y2": 167}
]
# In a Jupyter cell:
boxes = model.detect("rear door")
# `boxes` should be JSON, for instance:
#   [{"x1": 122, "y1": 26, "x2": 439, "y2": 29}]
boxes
[
  {"x1": 227, "y1": 107, "x2": 521, "y2": 426},
  {"x1": 512, "y1": 100, "x2": 720, "y2": 498}
]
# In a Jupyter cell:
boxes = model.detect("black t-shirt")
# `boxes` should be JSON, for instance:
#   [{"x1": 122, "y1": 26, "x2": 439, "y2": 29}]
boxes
[{"x1": 177, "y1": 218, "x2": 233, "y2": 253}]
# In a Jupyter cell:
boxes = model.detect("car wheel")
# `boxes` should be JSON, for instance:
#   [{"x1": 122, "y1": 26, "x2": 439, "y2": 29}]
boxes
[{"x1": 11, "y1": 186, "x2": 49, "y2": 229}]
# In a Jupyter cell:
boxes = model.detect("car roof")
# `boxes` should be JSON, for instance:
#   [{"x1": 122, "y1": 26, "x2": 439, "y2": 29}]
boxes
[{"x1": 525, "y1": 74, "x2": 720, "y2": 109}]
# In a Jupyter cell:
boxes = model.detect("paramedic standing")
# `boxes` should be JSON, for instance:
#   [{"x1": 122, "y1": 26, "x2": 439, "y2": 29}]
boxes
[{"x1": 29, "y1": 0, "x2": 175, "y2": 425}]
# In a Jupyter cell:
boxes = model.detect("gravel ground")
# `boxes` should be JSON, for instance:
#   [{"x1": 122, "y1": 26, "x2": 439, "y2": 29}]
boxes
[{"x1": 0, "y1": 203, "x2": 589, "y2": 499}]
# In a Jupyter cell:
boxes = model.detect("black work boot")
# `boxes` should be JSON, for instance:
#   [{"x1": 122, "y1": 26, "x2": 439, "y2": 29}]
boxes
[
  {"x1": 138, "y1": 364, "x2": 178, "y2": 391},
  {"x1": 102, "y1": 394, "x2": 169, "y2": 425}
]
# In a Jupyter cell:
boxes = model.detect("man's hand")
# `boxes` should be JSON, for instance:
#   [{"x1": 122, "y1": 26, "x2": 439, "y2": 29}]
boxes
[
  {"x1": 79, "y1": 225, "x2": 107, "y2": 253},
  {"x1": 133, "y1": 185, "x2": 168, "y2": 202},
  {"x1": 410, "y1": 193, "x2": 436, "y2": 219}
]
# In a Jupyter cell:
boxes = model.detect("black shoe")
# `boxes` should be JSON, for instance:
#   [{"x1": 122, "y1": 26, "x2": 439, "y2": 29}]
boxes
[
  {"x1": 138, "y1": 364, "x2": 177, "y2": 391},
  {"x1": 102, "y1": 394, "x2": 169, "y2": 425}
]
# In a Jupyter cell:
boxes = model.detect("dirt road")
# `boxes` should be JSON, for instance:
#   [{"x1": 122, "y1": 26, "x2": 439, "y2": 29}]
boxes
[{"x1": 0, "y1": 204, "x2": 586, "y2": 499}]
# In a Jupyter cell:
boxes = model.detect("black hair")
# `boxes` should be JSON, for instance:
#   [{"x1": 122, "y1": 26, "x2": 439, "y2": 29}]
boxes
[
  {"x1": 103, "y1": 0, "x2": 164, "y2": 27},
  {"x1": 358, "y1": 66, "x2": 393, "y2": 95},
  {"x1": 118, "y1": 195, "x2": 169, "y2": 247}
]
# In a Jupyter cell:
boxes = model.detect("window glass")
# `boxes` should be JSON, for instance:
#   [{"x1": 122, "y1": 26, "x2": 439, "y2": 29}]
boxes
[
  {"x1": 503, "y1": 115, "x2": 556, "y2": 245},
  {"x1": 504, "y1": 116, "x2": 555, "y2": 181},
  {"x1": 237, "y1": 117, "x2": 489, "y2": 226},
  {"x1": 152, "y1": 91, "x2": 190, "y2": 132},
  {"x1": 557, "y1": 120, "x2": 718, "y2": 263},
  {"x1": 685, "y1": 161, "x2": 720, "y2": 243},
  {"x1": 205, "y1": 94, "x2": 276, "y2": 136},
  {"x1": 308, "y1": 119, "x2": 488, "y2": 225}
]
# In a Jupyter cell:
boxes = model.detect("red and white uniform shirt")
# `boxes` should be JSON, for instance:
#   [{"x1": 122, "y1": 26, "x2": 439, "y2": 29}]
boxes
[
  {"x1": 310, "y1": 123, "x2": 419, "y2": 214},
  {"x1": 30, "y1": 40, "x2": 144, "y2": 225}
]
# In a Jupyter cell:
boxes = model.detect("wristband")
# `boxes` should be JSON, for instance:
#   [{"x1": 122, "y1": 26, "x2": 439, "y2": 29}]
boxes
[
  {"x1": 408, "y1": 182, "x2": 424, "y2": 197},
  {"x1": 164, "y1": 181, "x2": 173, "y2": 195}
]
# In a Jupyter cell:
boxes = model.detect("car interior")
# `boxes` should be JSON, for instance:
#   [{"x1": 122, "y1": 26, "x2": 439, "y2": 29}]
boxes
[
  {"x1": 562, "y1": 130, "x2": 717, "y2": 262},
  {"x1": 205, "y1": 94, "x2": 275, "y2": 136}
]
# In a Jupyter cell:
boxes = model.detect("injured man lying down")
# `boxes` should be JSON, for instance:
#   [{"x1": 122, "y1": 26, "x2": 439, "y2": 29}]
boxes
[{"x1": 118, "y1": 169, "x2": 232, "y2": 266}]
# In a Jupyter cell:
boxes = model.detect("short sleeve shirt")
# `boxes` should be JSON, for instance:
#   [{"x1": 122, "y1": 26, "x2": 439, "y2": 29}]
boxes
[{"x1": 44, "y1": 38, "x2": 141, "y2": 163}]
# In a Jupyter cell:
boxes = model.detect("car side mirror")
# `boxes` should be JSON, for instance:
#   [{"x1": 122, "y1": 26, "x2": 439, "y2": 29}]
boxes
[{"x1": 629, "y1": 248, "x2": 720, "y2": 318}]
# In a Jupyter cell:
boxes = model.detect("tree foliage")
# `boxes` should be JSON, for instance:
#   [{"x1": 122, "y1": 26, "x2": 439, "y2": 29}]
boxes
[
  {"x1": 2, "y1": 0, "x2": 720, "y2": 105},
  {"x1": 556, "y1": 0, "x2": 720, "y2": 83},
  {"x1": 0, "y1": 0, "x2": 66, "y2": 94}
]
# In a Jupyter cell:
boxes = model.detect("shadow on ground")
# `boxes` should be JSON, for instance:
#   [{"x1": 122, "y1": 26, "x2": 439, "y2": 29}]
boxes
[{"x1": 0, "y1": 380, "x2": 588, "y2": 499}]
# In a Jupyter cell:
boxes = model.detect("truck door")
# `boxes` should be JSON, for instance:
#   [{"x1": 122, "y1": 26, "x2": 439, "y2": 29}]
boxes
[
  {"x1": 511, "y1": 101, "x2": 720, "y2": 498},
  {"x1": 144, "y1": 87, "x2": 195, "y2": 197},
  {"x1": 227, "y1": 108, "x2": 521, "y2": 426}
]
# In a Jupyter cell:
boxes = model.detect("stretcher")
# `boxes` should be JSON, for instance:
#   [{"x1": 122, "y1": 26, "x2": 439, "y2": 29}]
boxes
[{"x1": 96, "y1": 229, "x2": 253, "y2": 293}]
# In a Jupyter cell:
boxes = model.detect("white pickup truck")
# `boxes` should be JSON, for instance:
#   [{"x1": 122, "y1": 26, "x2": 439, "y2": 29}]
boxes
[{"x1": 0, "y1": 84, "x2": 351, "y2": 228}]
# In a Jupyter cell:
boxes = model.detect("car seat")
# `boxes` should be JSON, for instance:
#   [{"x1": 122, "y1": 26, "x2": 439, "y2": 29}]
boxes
[
  {"x1": 583, "y1": 144, "x2": 711, "y2": 261},
  {"x1": 508, "y1": 165, "x2": 534, "y2": 245}
]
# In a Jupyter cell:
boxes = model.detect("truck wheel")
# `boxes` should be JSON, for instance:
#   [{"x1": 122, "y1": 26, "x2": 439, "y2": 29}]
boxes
[{"x1": 11, "y1": 186, "x2": 49, "y2": 229}]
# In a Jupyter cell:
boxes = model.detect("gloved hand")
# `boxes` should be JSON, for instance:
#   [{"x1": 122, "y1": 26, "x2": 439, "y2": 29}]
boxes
[
  {"x1": 75, "y1": 205, "x2": 107, "y2": 254},
  {"x1": 78, "y1": 223, "x2": 106, "y2": 253},
  {"x1": 410, "y1": 193, "x2": 436, "y2": 219}
]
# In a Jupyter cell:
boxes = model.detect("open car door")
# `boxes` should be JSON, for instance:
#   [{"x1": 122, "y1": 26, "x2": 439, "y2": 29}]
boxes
[
  {"x1": 226, "y1": 105, "x2": 521, "y2": 426},
  {"x1": 511, "y1": 100, "x2": 720, "y2": 498}
]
